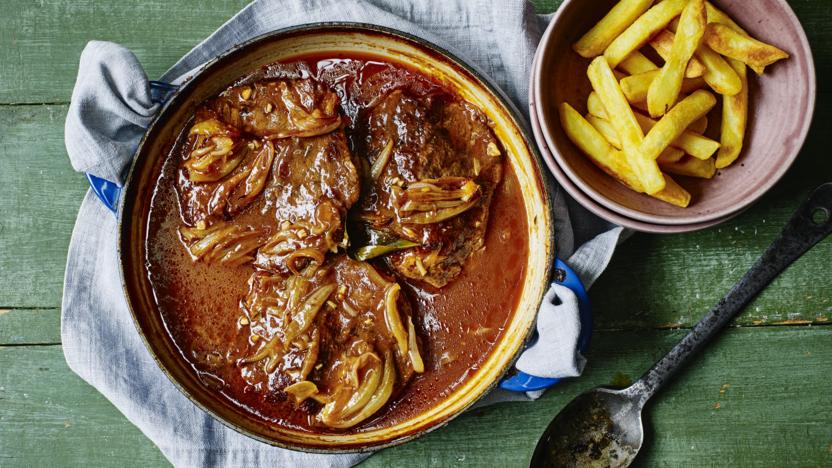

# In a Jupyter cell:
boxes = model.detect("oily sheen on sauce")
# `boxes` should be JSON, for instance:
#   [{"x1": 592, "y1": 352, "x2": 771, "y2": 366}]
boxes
[{"x1": 144, "y1": 54, "x2": 530, "y2": 434}]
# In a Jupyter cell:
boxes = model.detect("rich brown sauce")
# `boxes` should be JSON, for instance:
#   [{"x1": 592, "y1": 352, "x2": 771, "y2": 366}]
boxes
[{"x1": 144, "y1": 55, "x2": 529, "y2": 433}]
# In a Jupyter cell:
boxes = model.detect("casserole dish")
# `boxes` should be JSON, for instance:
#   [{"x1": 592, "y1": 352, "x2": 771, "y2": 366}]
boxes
[{"x1": 88, "y1": 23, "x2": 589, "y2": 451}]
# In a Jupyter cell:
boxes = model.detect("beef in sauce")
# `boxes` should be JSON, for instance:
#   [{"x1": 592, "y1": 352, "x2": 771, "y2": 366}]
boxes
[{"x1": 145, "y1": 55, "x2": 529, "y2": 433}]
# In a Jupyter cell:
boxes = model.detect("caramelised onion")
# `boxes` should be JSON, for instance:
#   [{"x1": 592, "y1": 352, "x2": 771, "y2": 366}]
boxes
[
  {"x1": 297, "y1": 327, "x2": 320, "y2": 381},
  {"x1": 398, "y1": 177, "x2": 481, "y2": 225},
  {"x1": 318, "y1": 350, "x2": 396, "y2": 429},
  {"x1": 353, "y1": 239, "x2": 419, "y2": 261},
  {"x1": 284, "y1": 248, "x2": 326, "y2": 275},
  {"x1": 383, "y1": 284, "x2": 408, "y2": 356},
  {"x1": 188, "y1": 118, "x2": 228, "y2": 136},
  {"x1": 399, "y1": 198, "x2": 479, "y2": 225},
  {"x1": 185, "y1": 135, "x2": 246, "y2": 183},
  {"x1": 340, "y1": 359, "x2": 382, "y2": 418},
  {"x1": 229, "y1": 140, "x2": 275, "y2": 210},
  {"x1": 274, "y1": 82, "x2": 343, "y2": 138},
  {"x1": 407, "y1": 316, "x2": 424, "y2": 373},
  {"x1": 243, "y1": 333, "x2": 284, "y2": 372},
  {"x1": 370, "y1": 139, "x2": 394, "y2": 180},
  {"x1": 284, "y1": 380, "x2": 322, "y2": 405},
  {"x1": 282, "y1": 284, "x2": 336, "y2": 347},
  {"x1": 179, "y1": 221, "x2": 263, "y2": 266}
]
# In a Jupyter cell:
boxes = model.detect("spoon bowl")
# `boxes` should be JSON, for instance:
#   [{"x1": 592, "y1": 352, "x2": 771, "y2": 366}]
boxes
[{"x1": 530, "y1": 387, "x2": 643, "y2": 467}]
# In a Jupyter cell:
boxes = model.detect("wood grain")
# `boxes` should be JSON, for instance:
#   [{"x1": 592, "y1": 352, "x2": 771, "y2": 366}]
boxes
[
  {"x1": 1, "y1": 327, "x2": 829, "y2": 467},
  {"x1": 0, "y1": 309, "x2": 61, "y2": 345},
  {"x1": 0, "y1": 0, "x2": 829, "y2": 104},
  {"x1": 0, "y1": 105, "x2": 86, "y2": 308}
]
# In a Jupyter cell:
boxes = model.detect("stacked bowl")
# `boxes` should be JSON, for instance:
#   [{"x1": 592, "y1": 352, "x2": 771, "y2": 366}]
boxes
[{"x1": 529, "y1": 0, "x2": 816, "y2": 232}]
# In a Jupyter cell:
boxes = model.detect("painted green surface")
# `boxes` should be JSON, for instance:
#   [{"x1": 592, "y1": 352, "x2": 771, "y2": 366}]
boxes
[
  {"x1": 2, "y1": 328, "x2": 831, "y2": 467},
  {"x1": 0, "y1": 0, "x2": 830, "y2": 466}
]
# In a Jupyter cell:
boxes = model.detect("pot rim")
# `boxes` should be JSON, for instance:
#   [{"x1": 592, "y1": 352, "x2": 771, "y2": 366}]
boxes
[{"x1": 117, "y1": 22, "x2": 556, "y2": 453}]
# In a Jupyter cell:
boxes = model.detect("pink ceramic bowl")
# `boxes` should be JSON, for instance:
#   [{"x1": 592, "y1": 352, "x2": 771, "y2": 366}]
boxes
[{"x1": 532, "y1": 0, "x2": 816, "y2": 231}]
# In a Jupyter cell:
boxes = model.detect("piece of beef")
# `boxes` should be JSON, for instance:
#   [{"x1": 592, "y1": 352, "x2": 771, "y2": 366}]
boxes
[
  {"x1": 255, "y1": 131, "x2": 360, "y2": 274},
  {"x1": 239, "y1": 255, "x2": 421, "y2": 428},
  {"x1": 210, "y1": 78, "x2": 342, "y2": 139},
  {"x1": 176, "y1": 109, "x2": 276, "y2": 225},
  {"x1": 354, "y1": 90, "x2": 503, "y2": 288}
]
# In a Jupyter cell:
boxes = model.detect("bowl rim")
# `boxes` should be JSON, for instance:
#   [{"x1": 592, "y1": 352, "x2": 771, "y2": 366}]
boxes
[
  {"x1": 116, "y1": 21, "x2": 557, "y2": 453},
  {"x1": 532, "y1": 0, "x2": 817, "y2": 226}
]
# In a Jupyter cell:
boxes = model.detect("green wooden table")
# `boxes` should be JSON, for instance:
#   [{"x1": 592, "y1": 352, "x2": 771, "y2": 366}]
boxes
[{"x1": 1, "y1": 1, "x2": 830, "y2": 466}]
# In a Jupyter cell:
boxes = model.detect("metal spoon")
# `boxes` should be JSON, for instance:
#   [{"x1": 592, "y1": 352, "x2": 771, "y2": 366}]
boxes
[{"x1": 530, "y1": 182, "x2": 832, "y2": 467}]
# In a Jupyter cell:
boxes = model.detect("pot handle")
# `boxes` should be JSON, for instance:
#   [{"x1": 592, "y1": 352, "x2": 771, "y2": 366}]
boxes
[
  {"x1": 87, "y1": 80, "x2": 179, "y2": 214},
  {"x1": 499, "y1": 257, "x2": 592, "y2": 392}
]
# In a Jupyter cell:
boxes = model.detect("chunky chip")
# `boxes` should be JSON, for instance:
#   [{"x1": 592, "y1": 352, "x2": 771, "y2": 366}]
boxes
[
  {"x1": 587, "y1": 57, "x2": 665, "y2": 194},
  {"x1": 560, "y1": 103, "x2": 690, "y2": 207},
  {"x1": 703, "y1": 23, "x2": 789, "y2": 73},
  {"x1": 648, "y1": 29, "x2": 705, "y2": 79},
  {"x1": 604, "y1": 0, "x2": 688, "y2": 68},
  {"x1": 716, "y1": 58, "x2": 749, "y2": 168},
  {"x1": 573, "y1": 0, "x2": 654, "y2": 58},
  {"x1": 558, "y1": 0, "x2": 788, "y2": 209}
]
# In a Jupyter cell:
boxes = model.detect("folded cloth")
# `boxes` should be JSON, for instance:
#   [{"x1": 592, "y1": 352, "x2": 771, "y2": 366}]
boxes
[{"x1": 62, "y1": 1, "x2": 623, "y2": 466}]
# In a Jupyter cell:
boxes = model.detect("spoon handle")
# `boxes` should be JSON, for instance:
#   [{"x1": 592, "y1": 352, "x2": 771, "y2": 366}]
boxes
[{"x1": 631, "y1": 183, "x2": 832, "y2": 405}]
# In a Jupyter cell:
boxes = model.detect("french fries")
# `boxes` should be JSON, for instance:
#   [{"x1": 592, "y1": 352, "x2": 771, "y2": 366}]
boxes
[
  {"x1": 588, "y1": 91, "x2": 720, "y2": 161},
  {"x1": 559, "y1": 103, "x2": 691, "y2": 207},
  {"x1": 703, "y1": 23, "x2": 789, "y2": 73},
  {"x1": 587, "y1": 56, "x2": 666, "y2": 194},
  {"x1": 694, "y1": 44, "x2": 743, "y2": 95},
  {"x1": 639, "y1": 89, "x2": 717, "y2": 161},
  {"x1": 716, "y1": 58, "x2": 748, "y2": 168},
  {"x1": 648, "y1": 30, "x2": 705, "y2": 78},
  {"x1": 659, "y1": 155, "x2": 716, "y2": 178},
  {"x1": 573, "y1": 0, "x2": 654, "y2": 58},
  {"x1": 618, "y1": 51, "x2": 659, "y2": 75},
  {"x1": 634, "y1": 112, "x2": 719, "y2": 160},
  {"x1": 586, "y1": 112, "x2": 686, "y2": 163},
  {"x1": 604, "y1": 0, "x2": 688, "y2": 68},
  {"x1": 704, "y1": 2, "x2": 765, "y2": 75},
  {"x1": 558, "y1": 0, "x2": 789, "y2": 208},
  {"x1": 620, "y1": 70, "x2": 705, "y2": 104}
]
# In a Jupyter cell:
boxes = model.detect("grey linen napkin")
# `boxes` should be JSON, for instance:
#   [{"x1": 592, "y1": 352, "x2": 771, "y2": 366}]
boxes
[{"x1": 62, "y1": 0, "x2": 623, "y2": 466}]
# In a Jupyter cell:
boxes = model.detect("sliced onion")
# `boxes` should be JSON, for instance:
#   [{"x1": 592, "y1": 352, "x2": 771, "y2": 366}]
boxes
[
  {"x1": 340, "y1": 360, "x2": 382, "y2": 418},
  {"x1": 384, "y1": 284, "x2": 408, "y2": 356},
  {"x1": 282, "y1": 284, "x2": 335, "y2": 347},
  {"x1": 324, "y1": 351, "x2": 396, "y2": 429},
  {"x1": 400, "y1": 198, "x2": 479, "y2": 225},
  {"x1": 284, "y1": 248, "x2": 326, "y2": 275},
  {"x1": 284, "y1": 380, "x2": 319, "y2": 405},
  {"x1": 407, "y1": 316, "x2": 425, "y2": 373},
  {"x1": 370, "y1": 139, "x2": 394, "y2": 180},
  {"x1": 297, "y1": 327, "x2": 320, "y2": 381},
  {"x1": 188, "y1": 118, "x2": 225, "y2": 136},
  {"x1": 353, "y1": 239, "x2": 419, "y2": 261}
]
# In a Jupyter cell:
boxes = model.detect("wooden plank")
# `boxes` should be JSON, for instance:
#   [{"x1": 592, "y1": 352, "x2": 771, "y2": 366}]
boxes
[
  {"x1": 0, "y1": 0, "x2": 829, "y2": 104},
  {"x1": 0, "y1": 308, "x2": 61, "y2": 345},
  {"x1": 1, "y1": 326, "x2": 828, "y2": 467},
  {"x1": 0, "y1": 0, "x2": 249, "y2": 104},
  {"x1": 0, "y1": 105, "x2": 86, "y2": 308},
  {"x1": 0, "y1": 344, "x2": 168, "y2": 466}
]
